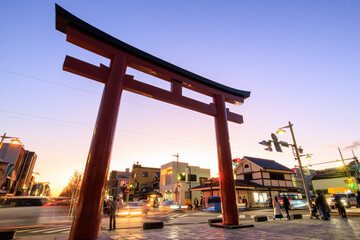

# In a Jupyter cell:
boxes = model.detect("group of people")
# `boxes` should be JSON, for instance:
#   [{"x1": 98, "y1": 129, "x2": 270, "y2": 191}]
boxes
[
  {"x1": 193, "y1": 196, "x2": 205, "y2": 211},
  {"x1": 273, "y1": 196, "x2": 291, "y2": 220}
]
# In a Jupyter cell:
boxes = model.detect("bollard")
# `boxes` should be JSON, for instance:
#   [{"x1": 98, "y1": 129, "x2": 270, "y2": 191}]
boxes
[
  {"x1": 254, "y1": 215, "x2": 268, "y2": 222},
  {"x1": 143, "y1": 221, "x2": 164, "y2": 230}
]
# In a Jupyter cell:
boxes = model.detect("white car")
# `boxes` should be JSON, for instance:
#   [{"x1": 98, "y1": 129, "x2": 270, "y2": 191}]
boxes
[{"x1": 327, "y1": 193, "x2": 357, "y2": 209}]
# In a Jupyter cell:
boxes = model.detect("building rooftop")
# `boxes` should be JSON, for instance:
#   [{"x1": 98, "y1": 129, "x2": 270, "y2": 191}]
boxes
[{"x1": 243, "y1": 156, "x2": 293, "y2": 172}]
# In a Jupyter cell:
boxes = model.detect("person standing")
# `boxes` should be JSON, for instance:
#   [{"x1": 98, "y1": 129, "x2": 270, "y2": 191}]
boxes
[
  {"x1": 109, "y1": 197, "x2": 118, "y2": 230},
  {"x1": 242, "y1": 196, "x2": 248, "y2": 209},
  {"x1": 335, "y1": 195, "x2": 347, "y2": 218},
  {"x1": 283, "y1": 196, "x2": 291, "y2": 220},
  {"x1": 315, "y1": 193, "x2": 329, "y2": 220},
  {"x1": 356, "y1": 192, "x2": 360, "y2": 208},
  {"x1": 273, "y1": 196, "x2": 283, "y2": 220}
]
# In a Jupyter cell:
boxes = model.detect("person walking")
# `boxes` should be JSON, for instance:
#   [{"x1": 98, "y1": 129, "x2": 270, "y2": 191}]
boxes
[
  {"x1": 283, "y1": 196, "x2": 291, "y2": 220},
  {"x1": 315, "y1": 193, "x2": 329, "y2": 220},
  {"x1": 200, "y1": 196, "x2": 205, "y2": 211},
  {"x1": 335, "y1": 195, "x2": 347, "y2": 218},
  {"x1": 356, "y1": 191, "x2": 360, "y2": 208},
  {"x1": 194, "y1": 197, "x2": 199, "y2": 211},
  {"x1": 273, "y1": 196, "x2": 283, "y2": 220},
  {"x1": 109, "y1": 197, "x2": 118, "y2": 230}
]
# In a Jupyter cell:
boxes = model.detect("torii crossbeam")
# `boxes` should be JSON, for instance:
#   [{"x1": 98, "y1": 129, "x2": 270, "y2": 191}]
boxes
[{"x1": 56, "y1": 4, "x2": 251, "y2": 239}]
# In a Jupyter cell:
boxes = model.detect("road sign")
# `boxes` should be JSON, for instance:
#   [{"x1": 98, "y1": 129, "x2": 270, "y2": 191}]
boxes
[{"x1": 124, "y1": 189, "x2": 130, "y2": 194}]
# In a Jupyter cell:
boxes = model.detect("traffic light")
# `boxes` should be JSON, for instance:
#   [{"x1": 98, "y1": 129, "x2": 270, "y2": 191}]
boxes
[
  {"x1": 259, "y1": 140, "x2": 273, "y2": 152},
  {"x1": 232, "y1": 158, "x2": 241, "y2": 167},
  {"x1": 271, "y1": 133, "x2": 282, "y2": 152},
  {"x1": 347, "y1": 178, "x2": 354, "y2": 189}
]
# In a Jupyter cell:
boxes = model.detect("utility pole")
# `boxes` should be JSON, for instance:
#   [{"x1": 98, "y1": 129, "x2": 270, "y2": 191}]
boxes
[
  {"x1": 338, "y1": 148, "x2": 351, "y2": 178},
  {"x1": 172, "y1": 153, "x2": 180, "y2": 203},
  {"x1": 339, "y1": 148, "x2": 360, "y2": 192},
  {"x1": 288, "y1": 122, "x2": 312, "y2": 215}
]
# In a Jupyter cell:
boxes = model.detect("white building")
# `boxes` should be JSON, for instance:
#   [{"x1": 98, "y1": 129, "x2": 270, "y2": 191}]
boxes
[{"x1": 160, "y1": 161, "x2": 210, "y2": 205}]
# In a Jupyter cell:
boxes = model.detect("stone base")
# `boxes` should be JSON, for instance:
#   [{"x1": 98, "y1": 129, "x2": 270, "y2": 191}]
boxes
[
  {"x1": 209, "y1": 222, "x2": 254, "y2": 229},
  {"x1": 0, "y1": 230, "x2": 16, "y2": 240}
]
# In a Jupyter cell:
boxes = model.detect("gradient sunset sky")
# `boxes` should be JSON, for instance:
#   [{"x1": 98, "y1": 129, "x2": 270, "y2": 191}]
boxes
[{"x1": 1, "y1": 1, "x2": 359, "y2": 196}]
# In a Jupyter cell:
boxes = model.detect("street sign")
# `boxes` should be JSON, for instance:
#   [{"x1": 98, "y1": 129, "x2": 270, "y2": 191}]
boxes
[{"x1": 124, "y1": 189, "x2": 130, "y2": 194}]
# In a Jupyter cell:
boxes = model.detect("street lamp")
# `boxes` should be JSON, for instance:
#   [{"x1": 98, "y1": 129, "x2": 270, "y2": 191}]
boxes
[
  {"x1": 0, "y1": 133, "x2": 20, "y2": 150},
  {"x1": 276, "y1": 121, "x2": 312, "y2": 214}
]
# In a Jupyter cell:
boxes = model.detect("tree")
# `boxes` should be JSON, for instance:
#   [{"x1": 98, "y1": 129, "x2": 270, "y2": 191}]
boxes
[{"x1": 59, "y1": 170, "x2": 82, "y2": 197}]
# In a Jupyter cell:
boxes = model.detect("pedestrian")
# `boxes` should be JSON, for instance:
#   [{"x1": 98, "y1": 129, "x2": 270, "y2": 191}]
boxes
[
  {"x1": 273, "y1": 196, "x2": 283, "y2": 220},
  {"x1": 103, "y1": 200, "x2": 108, "y2": 216},
  {"x1": 194, "y1": 197, "x2": 199, "y2": 211},
  {"x1": 268, "y1": 197, "x2": 273, "y2": 208},
  {"x1": 356, "y1": 191, "x2": 360, "y2": 208},
  {"x1": 283, "y1": 196, "x2": 291, "y2": 220},
  {"x1": 335, "y1": 195, "x2": 347, "y2": 218},
  {"x1": 242, "y1": 196, "x2": 248, "y2": 208},
  {"x1": 238, "y1": 196, "x2": 242, "y2": 203},
  {"x1": 311, "y1": 197, "x2": 320, "y2": 219},
  {"x1": 200, "y1": 196, "x2": 205, "y2": 211},
  {"x1": 315, "y1": 193, "x2": 329, "y2": 220},
  {"x1": 109, "y1": 197, "x2": 118, "y2": 230}
]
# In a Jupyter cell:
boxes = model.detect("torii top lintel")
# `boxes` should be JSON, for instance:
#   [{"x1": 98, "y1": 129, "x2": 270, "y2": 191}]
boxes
[{"x1": 55, "y1": 4, "x2": 250, "y2": 124}]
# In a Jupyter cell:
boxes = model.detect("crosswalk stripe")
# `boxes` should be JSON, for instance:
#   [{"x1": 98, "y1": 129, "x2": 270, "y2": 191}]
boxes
[
  {"x1": 20, "y1": 226, "x2": 70, "y2": 234},
  {"x1": 45, "y1": 227, "x2": 71, "y2": 234}
]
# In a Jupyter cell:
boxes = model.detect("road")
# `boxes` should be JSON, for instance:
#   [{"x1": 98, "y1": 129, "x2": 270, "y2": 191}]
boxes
[{"x1": 7, "y1": 207, "x2": 360, "y2": 238}]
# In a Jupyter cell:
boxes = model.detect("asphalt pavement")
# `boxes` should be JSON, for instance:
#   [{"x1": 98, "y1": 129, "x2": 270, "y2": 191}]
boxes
[{"x1": 8, "y1": 207, "x2": 360, "y2": 239}]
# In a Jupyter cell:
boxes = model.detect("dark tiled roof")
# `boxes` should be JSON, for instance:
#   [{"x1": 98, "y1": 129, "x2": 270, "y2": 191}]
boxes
[
  {"x1": 190, "y1": 179, "x2": 301, "y2": 191},
  {"x1": 55, "y1": 4, "x2": 250, "y2": 99},
  {"x1": 243, "y1": 156, "x2": 292, "y2": 172}
]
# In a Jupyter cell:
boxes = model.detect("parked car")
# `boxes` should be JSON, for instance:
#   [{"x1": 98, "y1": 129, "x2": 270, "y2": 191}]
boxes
[
  {"x1": 203, "y1": 196, "x2": 247, "y2": 212},
  {"x1": 117, "y1": 201, "x2": 149, "y2": 216},
  {"x1": 0, "y1": 196, "x2": 51, "y2": 227},
  {"x1": 278, "y1": 193, "x2": 308, "y2": 209},
  {"x1": 159, "y1": 201, "x2": 188, "y2": 212},
  {"x1": 327, "y1": 193, "x2": 357, "y2": 209}
]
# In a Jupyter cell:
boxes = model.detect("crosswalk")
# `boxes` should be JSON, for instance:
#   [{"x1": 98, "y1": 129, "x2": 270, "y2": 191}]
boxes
[{"x1": 17, "y1": 225, "x2": 72, "y2": 235}]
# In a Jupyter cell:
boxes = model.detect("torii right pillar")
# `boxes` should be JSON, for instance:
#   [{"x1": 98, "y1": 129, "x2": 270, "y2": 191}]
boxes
[{"x1": 214, "y1": 94, "x2": 250, "y2": 227}]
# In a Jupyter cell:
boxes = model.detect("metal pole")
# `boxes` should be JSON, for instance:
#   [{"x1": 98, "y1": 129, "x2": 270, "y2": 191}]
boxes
[
  {"x1": 339, "y1": 148, "x2": 359, "y2": 192},
  {"x1": 338, "y1": 148, "x2": 351, "y2": 178},
  {"x1": 288, "y1": 121, "x2": 312, "y2": 214},
  {"x1": 214, "y1": 94, "x2": 239, "y2": 225}
]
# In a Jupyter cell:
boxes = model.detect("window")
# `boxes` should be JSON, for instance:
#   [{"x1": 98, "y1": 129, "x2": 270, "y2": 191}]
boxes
[
  {"x1": 244, "y1": 173, "x2": 253, "y2": 180},
  {"x1": 244, "y1": 164, "x2": 249, "y2": 169},
  {"x1": 142, "y1": 171, "x2": 148, "y2": 177},
  {"x1": 132, "y1": 173, "x2": 136, "y2": 178},
  {"x1": 270, "y1": 173, "x2": 284, "y2": 180},
  {"x1": 188, "y1": 174, "x2": 197, "y2": 181},
  {"x1": 199, "y1": 177, "x2": 207, "y2": 185}
]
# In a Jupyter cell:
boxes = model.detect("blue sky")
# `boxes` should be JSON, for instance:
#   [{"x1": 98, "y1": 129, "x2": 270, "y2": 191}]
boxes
[{"x1": 1, "y1": 1, "x2": 359, "y2": 195}]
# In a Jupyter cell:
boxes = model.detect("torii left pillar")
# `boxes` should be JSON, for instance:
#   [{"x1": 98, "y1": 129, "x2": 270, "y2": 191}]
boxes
[{"x1": 69, "y1": 55, "x2": 126, "y2": 240}]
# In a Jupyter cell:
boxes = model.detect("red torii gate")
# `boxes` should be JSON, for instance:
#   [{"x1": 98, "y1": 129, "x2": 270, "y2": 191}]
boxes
[{"x1": 56, "y1": 4, "x2": 251, "y2": 239}]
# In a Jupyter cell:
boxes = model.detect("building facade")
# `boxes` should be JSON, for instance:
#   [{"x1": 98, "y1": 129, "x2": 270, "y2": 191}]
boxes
[
  {"x1": 129, "y1": 163, "x2": 160, "y2": 195},
  {"x1": 191, "y1": 156, "x2": 300, "y2": 208},
  {"x1": 108, "y1": 168, "x2": 131, "y2": 197},
  {"x1": 160, "y1": 161, "x2": 210, "y2": 206},
  {"x1": 311, "y1": 166, "x2": 360, "y2": 194}
]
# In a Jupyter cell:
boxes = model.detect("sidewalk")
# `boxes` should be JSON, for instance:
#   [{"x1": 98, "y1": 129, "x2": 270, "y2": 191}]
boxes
[{"x1": 15, "y1": 215, "x2": 360, "y2": 240}]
